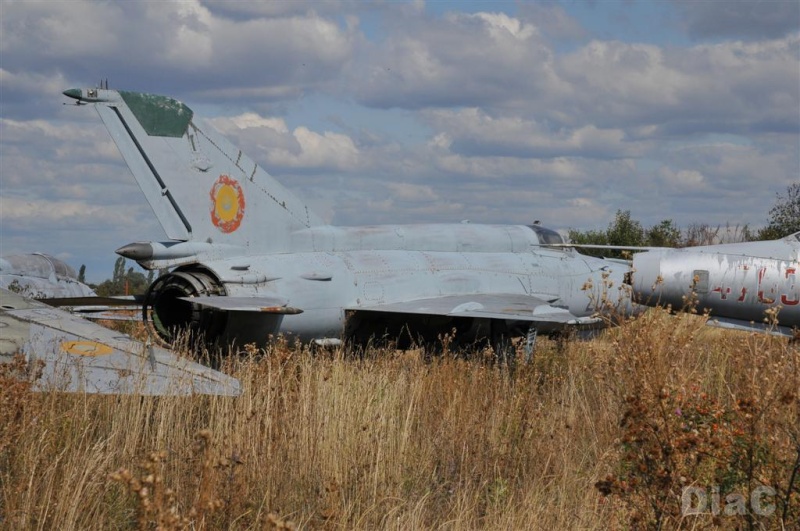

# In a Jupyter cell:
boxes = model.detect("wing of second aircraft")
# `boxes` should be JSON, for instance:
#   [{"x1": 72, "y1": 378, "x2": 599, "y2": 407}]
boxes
[{"x1": 0, "y1": 288, "x2": 240, "y2": 396}]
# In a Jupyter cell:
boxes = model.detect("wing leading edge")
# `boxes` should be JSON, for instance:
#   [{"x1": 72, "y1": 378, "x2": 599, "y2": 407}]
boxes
[{"x1": 704, "y1": 316, "x2": 797, "y2": 338}]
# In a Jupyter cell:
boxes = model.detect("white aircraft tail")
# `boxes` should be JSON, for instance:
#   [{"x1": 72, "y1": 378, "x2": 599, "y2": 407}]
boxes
[{"x1": 66, "y1": 88, "x2": 324, "y2": 252}]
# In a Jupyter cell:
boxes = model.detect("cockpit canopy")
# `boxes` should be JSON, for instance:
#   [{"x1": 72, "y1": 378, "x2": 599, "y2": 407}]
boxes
[
  {"x1": 528, "y1": 224, "x2": 564, "y2": 245},
  {"x1": 0, "y1": 253, "x2": 79, "y2": 281}
]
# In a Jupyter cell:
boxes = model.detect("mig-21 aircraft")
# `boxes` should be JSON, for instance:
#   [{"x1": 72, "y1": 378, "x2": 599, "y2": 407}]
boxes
[
  {"x1": 629, "y1": 233, "x2": 800, "y2": 337},
  {"x1": 63, "y1": 87, "x2": 632, "y2": 355}
]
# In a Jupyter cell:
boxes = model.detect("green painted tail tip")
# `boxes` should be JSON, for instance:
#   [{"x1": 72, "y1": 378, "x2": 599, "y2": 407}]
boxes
[
  {"x1": 119, "y1": 91, "x2": 194, "y2": 138},
  {"x1": 62, "y1": 88, "x2": 81, "y2": 100}
]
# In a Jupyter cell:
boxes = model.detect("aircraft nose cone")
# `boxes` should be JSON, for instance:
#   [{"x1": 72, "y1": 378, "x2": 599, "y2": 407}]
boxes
[{"x1": 62, "y1": 88, "x2": 82, "y2": 100}]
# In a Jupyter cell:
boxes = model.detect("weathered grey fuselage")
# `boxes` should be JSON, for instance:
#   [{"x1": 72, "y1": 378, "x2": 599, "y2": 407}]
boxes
[
  {"x1": 178, "y1": 223, "x2": 628, "y2": 344},
  {"x1": 632, "y1": 234, "x2": 800, "y2": 334}
]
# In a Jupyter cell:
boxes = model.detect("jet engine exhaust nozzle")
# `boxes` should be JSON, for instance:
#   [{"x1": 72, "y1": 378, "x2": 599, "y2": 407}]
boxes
[{"x1": 144, "y1": 268, "x2": 226, "y2": 347}]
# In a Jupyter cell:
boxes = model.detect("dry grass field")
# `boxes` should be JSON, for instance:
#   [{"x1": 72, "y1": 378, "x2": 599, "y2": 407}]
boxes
[{"x1": 1, "y1": 308, "x2": 798, "y2": 530}]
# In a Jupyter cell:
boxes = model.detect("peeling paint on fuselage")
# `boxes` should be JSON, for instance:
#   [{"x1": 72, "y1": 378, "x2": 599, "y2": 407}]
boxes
[{"x1": 632, "y1": 236, "x2": 800, "y2": 328}]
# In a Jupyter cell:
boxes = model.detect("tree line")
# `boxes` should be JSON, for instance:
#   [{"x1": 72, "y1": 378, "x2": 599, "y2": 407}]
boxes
[
  {"x1": 88, "y1": 257, "x2": 157, "y2": 297},
  {"x1": 568, "y1": 183, "x2": 799, "y2": 257}
]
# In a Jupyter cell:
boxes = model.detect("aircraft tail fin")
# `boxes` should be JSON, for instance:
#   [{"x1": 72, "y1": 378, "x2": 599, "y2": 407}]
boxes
[{"x1": 64, "y1": 88, "x2": 324, "y2": 251}]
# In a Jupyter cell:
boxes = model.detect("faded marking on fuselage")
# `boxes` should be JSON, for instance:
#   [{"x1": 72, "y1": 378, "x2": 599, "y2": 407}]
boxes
[
  {"x1": 708, "y1": 262, "x2": 799, "y2": 306},
  {"x1": 782, "y1": 267, "x2": 798, "y2": 305}
]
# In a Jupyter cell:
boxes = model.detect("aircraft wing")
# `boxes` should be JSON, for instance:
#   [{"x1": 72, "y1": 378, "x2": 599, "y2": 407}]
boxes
[
  {"x1": 349, "y1": 294, "x2": 601, "y2": 325},
  {"x1": 0, "y1": 288, "x2": 240, "y2": 396},
  {"x1": 705, "y1": 316, "x2": 797, "y2": 339}
]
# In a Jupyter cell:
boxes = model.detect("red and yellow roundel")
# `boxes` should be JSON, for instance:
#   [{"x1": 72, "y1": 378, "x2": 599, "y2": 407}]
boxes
[{"x1": 209, "y1": 174, "x2": 245, "y2": 233}]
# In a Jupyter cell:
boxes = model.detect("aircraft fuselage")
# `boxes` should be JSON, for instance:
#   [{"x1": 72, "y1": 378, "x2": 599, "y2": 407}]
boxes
[
  {"x1": 148, "y1": 224, "x2": 629, "y2": 346},
  {"x1": 632, "y1": 236, "x2": 800, "y2": 334}
]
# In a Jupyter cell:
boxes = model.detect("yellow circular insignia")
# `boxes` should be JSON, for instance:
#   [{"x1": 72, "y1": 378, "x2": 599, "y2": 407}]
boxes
[
  {"x1": 210, "y1": 174, "x2": 245, "y2": 233},
  {"x1": 61, "y1": 340, "x2": 114, "y2": 357}
]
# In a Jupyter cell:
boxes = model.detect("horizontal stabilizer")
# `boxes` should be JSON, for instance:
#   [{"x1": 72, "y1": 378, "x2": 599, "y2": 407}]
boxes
[{"x1": 179, "y1": 296, "x2": 303, "y2": 314}]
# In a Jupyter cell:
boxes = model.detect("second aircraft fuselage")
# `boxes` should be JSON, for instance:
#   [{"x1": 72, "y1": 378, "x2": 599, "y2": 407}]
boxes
[{"x1": 632, "y1": 236, "x2": 800, "y2": 331}]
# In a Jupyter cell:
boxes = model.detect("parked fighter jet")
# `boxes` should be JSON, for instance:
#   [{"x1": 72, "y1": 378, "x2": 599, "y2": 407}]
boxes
[
  {"x1": 629, "y1": 233, "x2": 800, "y2": 337},
  {"x1": 63, "y1": 87, "x2": 631, "y2": 353},
  {"x1": 0, "y1": 253, "x2": 96, "y2": 299},
  {"x1": 0, "y1": 287, "x2": 240, "y2": 395}
]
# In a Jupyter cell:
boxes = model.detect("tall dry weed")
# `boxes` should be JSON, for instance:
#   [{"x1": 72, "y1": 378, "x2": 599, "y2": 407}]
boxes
[
  {"x1": 594, "y1": 307, "x2": 799, "y2": 530},
  {"x1": 1, "y1": 314, "x2": 796, "y2": 530}
]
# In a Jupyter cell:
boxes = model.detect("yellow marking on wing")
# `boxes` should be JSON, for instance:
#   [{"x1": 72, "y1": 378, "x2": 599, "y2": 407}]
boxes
[{"x1": 61, "y1": 340, "x2": 114, "y2": 357}]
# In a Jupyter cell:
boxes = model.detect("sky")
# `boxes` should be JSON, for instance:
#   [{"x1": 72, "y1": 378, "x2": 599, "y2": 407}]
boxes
[{"x1": 1, "y1": 0, "x2": 798, "y2": 283}]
